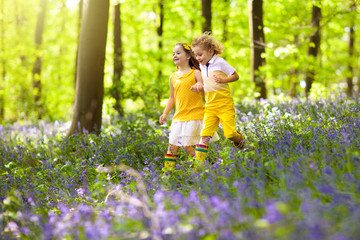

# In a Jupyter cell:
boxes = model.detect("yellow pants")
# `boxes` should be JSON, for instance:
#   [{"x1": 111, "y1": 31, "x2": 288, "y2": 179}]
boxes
[{"x1": 201, "y1": 90, "x2": 237, "y2": 139}]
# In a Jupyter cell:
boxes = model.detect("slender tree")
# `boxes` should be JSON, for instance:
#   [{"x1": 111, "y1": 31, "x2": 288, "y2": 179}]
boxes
[
  {"x1": 222, "y1": 0, "x2": 229, "y2": 42},
  {"x1": 346, "y1": 24, "x2": 355, "y2": 97},
  {"x1": 156, "y1": 0, "x2": 164, "y2": 104},
  {"x1": 0, "y1": 0, "x2": 5, "y2": 120},
  {"x1": 57, "y1": 2, "x2": 67, "y2": 83},
  {"x1": 14, "y1": 0, "x2": 29, "y2": 66},
  {"x1": 248, "y1": 0, "x2": 267, "y2": 99},
  {"x1": 113, "y1": 2, "x2": 124, "y2": 117},
  {"x1": 74, "y1": 0, "x2": 83, "y2": 88},
  {"x1": 358, "y1": 56, "x2": 360, "y2": 95},
  {"x1": 305, "y1": 0, "x2": 321, "y2": 97},
  {"x1": 288, "y1": 35, "x2": 300, "y2": 98},
  {"x1": 13, "y1": 1, "x2": 31, "y2": 119},
  {"x1": 32, "y1": 0, "x2": 47, "y2": 119},
  {"x1": 202, "y1": 0, "x2": 211, "y2": 33},
  {"x1": 187, "y1": 0, "x2": 198, "y2": 36},
  {"x1": 345, "y1": 1, "x2": 357, "y2": 98},
  {"x1": 68, "y1": 0, "x2": 109, "y2": 135}
]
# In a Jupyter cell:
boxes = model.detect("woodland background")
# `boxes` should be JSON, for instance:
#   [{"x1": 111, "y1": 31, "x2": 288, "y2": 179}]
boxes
[
  {"x1": 1, "y1": 1, "x2": 360, "y2": 239},
  {"x1": 0, "y1": 0, "x2": 359, "y2": 129}
]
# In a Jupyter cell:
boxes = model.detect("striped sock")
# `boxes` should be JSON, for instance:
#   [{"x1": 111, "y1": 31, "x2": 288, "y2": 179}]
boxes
[
  {"x1": 194, "y1": 144, "x2": 208, "y2": 168},
  {"x1": 234, "y1": 131, "x2": 246, "y2": 149},
  {"x1": 164, "y1": 154, "x2": 176, "y2": 171}
]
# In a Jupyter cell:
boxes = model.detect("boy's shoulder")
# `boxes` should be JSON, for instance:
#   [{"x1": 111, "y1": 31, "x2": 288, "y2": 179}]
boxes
[
  {"x1": 211, "y1": 55, "x2": 235, "y2": 74},
  {"x1": 213, "y1": 55, "x2": 226, "y2": 63},
  {"x1": 212, "y1": 56, "x2": 232, "y2": 67}
]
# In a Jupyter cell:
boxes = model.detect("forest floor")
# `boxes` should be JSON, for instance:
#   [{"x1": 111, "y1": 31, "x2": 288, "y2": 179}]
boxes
[{"x1": 1, "y1": 96, "x2": 360, "y2": 239}]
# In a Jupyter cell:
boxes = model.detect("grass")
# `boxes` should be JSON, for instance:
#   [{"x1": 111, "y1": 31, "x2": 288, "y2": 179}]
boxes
[{"x1": 0, "y1": 95, "x2": 359, "y2": 239}]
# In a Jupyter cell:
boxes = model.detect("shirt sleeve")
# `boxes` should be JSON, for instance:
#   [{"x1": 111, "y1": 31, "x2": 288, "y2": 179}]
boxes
[{"x1": 219, "y1": 58, "x2": 236, "y2": 76}]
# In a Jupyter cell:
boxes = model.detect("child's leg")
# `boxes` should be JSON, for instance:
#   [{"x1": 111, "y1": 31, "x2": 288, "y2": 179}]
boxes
[
  {"x1": 200, "y1": 136, "x2": 212, "y2": 145},
  {"x1": 229, "y1": 132, "x2": 245, "y2": 148},
  {"x1": 163, "y1": 144, "x2": 179, "y2": 171},
  {"x1": 167, "y1": 144, "x2": 179, "y2": 155},
  {"x1": 220, "y1": 107, "x2": 246, "y2": 149},
  {"x1": 194, "y1": 108, "x2": 219, "y2": 167},
  {"x1": 194, "y1": 136, "x2": 211, "y2": 167},
  {"x1": 184, "y1": 146, "x2": 196, "y2": 157}
]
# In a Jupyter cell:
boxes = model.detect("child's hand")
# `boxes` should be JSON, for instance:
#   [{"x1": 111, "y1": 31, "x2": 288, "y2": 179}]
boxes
[
  {"x1": 159, "y1": 114, "x2": 167, "y2": 125},
  {"x1": 190, "y1": 83, "x2": 204, "y2": 92},
  {"x1": 196, "y1": 83, "x2": 204, "y2": 92},
  {"x1": 190, "y1": 83, "x2": 199, "y2": 92},
  {"x1": 213, "y1": 74, "x2": 225, "y2": 83},
  {"x1": 190, "y1": 84, "x2": 197, "y2": 92}
]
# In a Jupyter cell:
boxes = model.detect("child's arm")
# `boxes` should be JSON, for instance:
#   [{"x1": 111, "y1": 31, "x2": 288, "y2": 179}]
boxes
[
  {"x1": 213, "y1": 71, "x2": 239, "y2": 83},
  {"x1": 159, "y1": 78, "x2": 175, "y2": 125},
  {"x1": 190, "y1": 70, "x2": 205, "y2": 96}
]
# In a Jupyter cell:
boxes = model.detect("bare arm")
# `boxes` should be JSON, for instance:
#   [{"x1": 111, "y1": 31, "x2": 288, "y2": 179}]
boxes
[
  {"x1": 159, "y1": 78, "x2": 175, "y2": 124},
  {"x1": 190, "y1": 69, "x2": 205, "y2": 96},
  {"x1": 213, "y1": 71, "x2": 239, "y2": 83}
]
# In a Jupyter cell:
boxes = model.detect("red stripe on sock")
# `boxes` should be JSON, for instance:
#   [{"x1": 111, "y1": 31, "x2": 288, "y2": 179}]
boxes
[{"x1": 196, "y1": 144, "x2": 208, "y2": 149}]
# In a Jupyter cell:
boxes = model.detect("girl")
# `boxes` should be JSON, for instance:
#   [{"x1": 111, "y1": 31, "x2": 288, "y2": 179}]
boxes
[
  {"x1": 191, "y1": 32, "x2": 245, "y2": 168},
  {"x1": 159, "y1": 43, "x2": 218, "y2": 172}
]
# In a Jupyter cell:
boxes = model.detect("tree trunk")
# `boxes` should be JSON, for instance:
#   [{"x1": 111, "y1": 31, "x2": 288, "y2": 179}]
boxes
[
  {"x1": 288, "y1": 35, "x2": 300, "y2": 98},
  {"x1": 202, "y1": 0, "x2": 211, "y2": 33},
  {"x1": 358, "y1": 56, "x2": 360, "y2": 95},
  {"x1": 14, "y1": 0, "x2": 31, "y2": 119},
  {"x1": 0, "y1": 0, "x2": 5, "y2": 121},
  {"x1": 68, "y1": 0, "x2": 109, "y2": 136},
  {"x1": 14, "y1": 0, "x2": 28, "y2": 66},
  {"x1": 346, "y1": 25, "x2": 354, "y2": 97},
  {"x1": 248, "y1": 0, "x2": 267, "y2": 99},
  {"x1": 57, "y1": 2, "x2": 67, "y2": 83},
  {"x1": 305, "y1": 1, "x2": 321, "y2": 97},
  {"x1": 113, "y1": 3, "x2": 124, "y2": 117},
  {"x1": 32, "y1": 0, "x2": 47, "y2": 119},
  {"x1": 222, "y1": 0, "x2": 229, "y2": 42},
  {"x1": 156, "y1": 0, "x2": 164, "y2": 105},
  {"x1": 74, "y1": 0, "x2": 83, "y2": 89}
]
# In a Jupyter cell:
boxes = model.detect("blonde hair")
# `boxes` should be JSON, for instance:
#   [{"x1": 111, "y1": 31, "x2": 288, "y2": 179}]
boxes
[{"x1": 191, "y1": 32, "x2": 224, "y2": 55}]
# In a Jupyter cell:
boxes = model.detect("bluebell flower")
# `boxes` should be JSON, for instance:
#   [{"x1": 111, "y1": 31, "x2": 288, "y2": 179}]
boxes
[
  {"x1": 317, "y1": 184, "x2": 335, "y2": 195},
  {"x1": 263, "y1": 201, "x2": 283, "y2": 223}
]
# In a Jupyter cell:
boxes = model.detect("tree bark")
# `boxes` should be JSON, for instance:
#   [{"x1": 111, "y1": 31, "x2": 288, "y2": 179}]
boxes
[
  {"x1": 202, "y1": 0, "x2": 211, "y2": 33},
  {"x1": 68, "y1": 0, "x2": 109, "y2": 135},
  {"x1": 222, "y1": 0, "x2": 229, "y2": 42},
  {"x1": 358, "y1": 56, "x2": 360, "y2": 95},
  {"x1": 74, "y1": 0, "x2": 83, "y2": 89},
  {"x1": 32, "y1": 0, "x2": 47, "y2": 119},
  {"x1": 346, "y1": 25, "x2": 354, "y2": 97},
  {"x1": 248, "y1": 0, "x2": 267, "y2": 99},
  {"x1": 0, "y1": 0, "x2": 5, "y2": 121},
  {"x1": 113, "y1": 3, "x2": 124, "y2": 117},
  {"x1": 156, "y1": 0, "x2": 164, "y2": 105},
  {"x1": 305, "y1": 1, "x2": 321, "y2": 97},
  {"x1": 288, "y1": 35, "x2": 300, "y2": 98}
]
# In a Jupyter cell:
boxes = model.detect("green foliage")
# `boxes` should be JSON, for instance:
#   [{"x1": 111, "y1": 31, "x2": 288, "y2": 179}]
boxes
[{"x1": 0, "y1": 0, "x2": 359, "y2": 122}]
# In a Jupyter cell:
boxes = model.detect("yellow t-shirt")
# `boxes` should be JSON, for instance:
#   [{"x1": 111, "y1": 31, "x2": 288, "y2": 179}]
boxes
[{"x1": 171, "y1": 69, "x2": 205, "y2": 122}]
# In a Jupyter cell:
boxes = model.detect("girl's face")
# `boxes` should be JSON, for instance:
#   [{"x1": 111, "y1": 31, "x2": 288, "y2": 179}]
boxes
[
  {"x1": 172, "y1": 45, "x2": 190, "y2": 66},
  {"x1": 192, "y1": 45, "x2": 214, "y2": 65}
]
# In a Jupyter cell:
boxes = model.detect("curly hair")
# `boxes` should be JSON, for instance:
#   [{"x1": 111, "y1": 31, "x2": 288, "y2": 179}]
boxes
[
  {"x1": 175, "y1": 43, "x2": 200, "y2": 70},
  {"x1": 191, "y1": 32, "x2": 224, "y2": 55}
]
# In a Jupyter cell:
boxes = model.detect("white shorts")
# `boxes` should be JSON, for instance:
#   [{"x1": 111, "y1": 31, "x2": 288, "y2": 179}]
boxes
[{"x1": 169, "y1": 119, "x2": 219, "y2": 147}]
